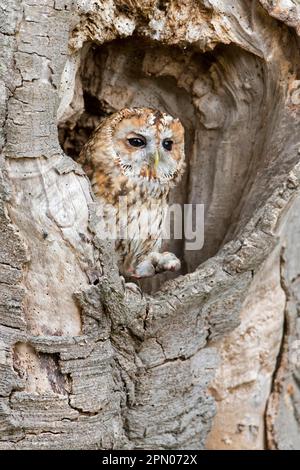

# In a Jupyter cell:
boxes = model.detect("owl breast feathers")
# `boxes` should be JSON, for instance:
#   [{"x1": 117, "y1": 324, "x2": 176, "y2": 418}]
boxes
[{"x1": 79, "y1": 107, "x2": 185, "y2": 278}]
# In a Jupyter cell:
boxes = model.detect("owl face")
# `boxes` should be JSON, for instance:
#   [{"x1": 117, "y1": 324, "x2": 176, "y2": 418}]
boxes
[{"x1": 104, "y1": 108, "x2": 185, "y2": 185}]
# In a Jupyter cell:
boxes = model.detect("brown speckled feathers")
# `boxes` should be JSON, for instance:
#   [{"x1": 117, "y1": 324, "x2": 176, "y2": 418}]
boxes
[{"x1": 79, "y1": 107, "x2": 185, "y2": 276}]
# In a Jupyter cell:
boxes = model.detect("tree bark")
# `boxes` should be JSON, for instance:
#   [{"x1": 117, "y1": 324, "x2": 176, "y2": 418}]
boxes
[{"x1": 0, "y1": 0, "x2": 299, "y2": 449}]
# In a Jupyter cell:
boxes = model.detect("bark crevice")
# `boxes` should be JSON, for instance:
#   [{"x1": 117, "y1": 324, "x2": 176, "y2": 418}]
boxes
[{"x1": 1, "y1": 0, "x2": 300, "y2": 450}]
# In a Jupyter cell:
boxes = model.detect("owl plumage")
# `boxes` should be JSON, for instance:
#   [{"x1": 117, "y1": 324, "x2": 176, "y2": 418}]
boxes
[{"x1": 79, "y1": 107, "x2": 185, "y2": 278}]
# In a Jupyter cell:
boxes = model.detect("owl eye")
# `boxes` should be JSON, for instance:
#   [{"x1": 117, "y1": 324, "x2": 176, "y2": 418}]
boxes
[
  {"x1": 127, "y1": 137, "x2": 146, "y2": 148},
  {"x1": 162, "y1": 139, "x2": 173, "y2": 151}
]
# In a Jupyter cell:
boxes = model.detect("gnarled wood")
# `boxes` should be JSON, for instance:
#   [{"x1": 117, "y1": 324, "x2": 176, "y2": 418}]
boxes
[{"x1": 0, "y1": 0, "x2": 299, "y2": 449}]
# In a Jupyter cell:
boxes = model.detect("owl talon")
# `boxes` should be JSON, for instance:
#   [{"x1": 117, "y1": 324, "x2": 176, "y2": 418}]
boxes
[
  {"x1": 120, "y1": 275, "x2": 126, "y2": 292},
  {"x1": 124, "y1": 282, "x2": 142, "y2": 297}
]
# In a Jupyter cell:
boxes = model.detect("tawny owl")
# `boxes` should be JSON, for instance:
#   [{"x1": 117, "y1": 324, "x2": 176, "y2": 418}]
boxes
[{"x1": 79, "y1": 107, "x2": 185, "y2": 278}]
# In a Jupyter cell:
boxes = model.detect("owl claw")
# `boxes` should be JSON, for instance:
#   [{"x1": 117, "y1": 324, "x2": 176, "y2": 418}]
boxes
[
  {"x1": 124, "y1": 282, "x2": 142, "y2": 297},
  {"x1": 119, "y1": 275, "x2": 142, "y2": 297}
]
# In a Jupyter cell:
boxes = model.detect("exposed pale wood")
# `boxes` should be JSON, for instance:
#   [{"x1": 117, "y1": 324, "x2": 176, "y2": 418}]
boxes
[{"x1": 0, "y1": 0, "x2": 299, "y2": 449}]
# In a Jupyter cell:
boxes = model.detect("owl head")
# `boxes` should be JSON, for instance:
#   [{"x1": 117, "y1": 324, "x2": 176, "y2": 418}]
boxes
[{"x1": 97, "y1": 107, "x2": 185, "y2": 187}]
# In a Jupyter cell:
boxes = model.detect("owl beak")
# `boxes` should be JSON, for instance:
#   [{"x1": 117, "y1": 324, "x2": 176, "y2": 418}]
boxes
[
  {"x1": 154, "y1": 151, "x2": 160, "y2": 169},
  {"x1": 143, "y1": 151, "x2": 160, "y2": 180}
]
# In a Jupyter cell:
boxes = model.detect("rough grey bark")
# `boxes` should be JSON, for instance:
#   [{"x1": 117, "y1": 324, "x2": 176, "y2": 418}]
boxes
[{"x1": 0, "y1": 0, "x2": 299, "y2": 449}]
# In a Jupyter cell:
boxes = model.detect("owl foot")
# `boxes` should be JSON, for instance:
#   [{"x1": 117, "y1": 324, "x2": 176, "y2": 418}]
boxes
[
  {"x1": 132, "y1": 252, "x2": 181, "y2": 278},
  {"x1": 154, "y1": 252, "x2": 181, "y2": 273}
]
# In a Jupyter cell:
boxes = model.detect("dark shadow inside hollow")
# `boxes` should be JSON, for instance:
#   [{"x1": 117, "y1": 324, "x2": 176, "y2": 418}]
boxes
[
  {"x1": 58, "y1": 37, "x2": 298, "y2": 292},
  {"x1": 58, "y1": 39, "x2": 204, "y2": 292}
]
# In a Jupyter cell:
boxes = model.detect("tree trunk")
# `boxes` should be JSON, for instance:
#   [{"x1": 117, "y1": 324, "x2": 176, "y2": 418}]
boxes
[{"x1": 0, "y1": 0, "x2": 299, "y2": 450}]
